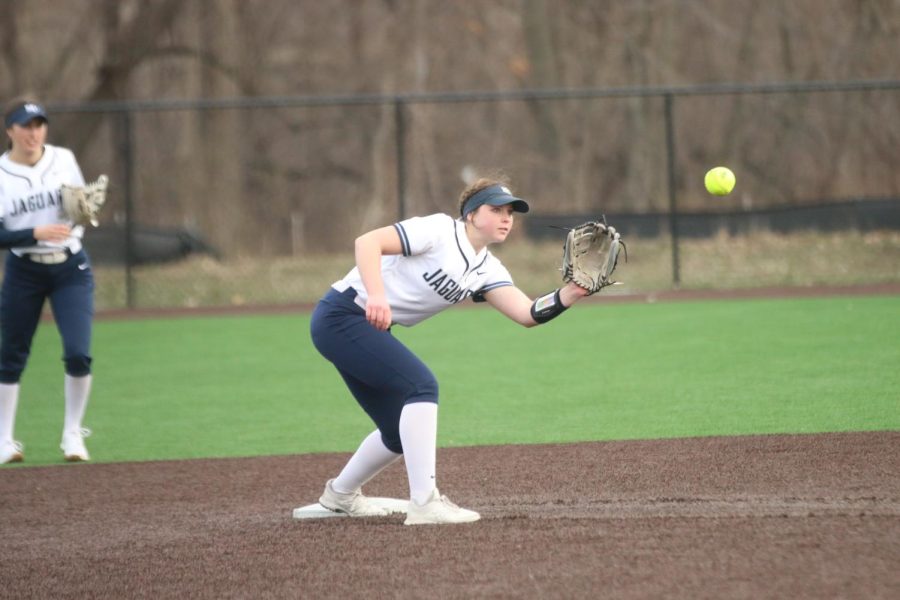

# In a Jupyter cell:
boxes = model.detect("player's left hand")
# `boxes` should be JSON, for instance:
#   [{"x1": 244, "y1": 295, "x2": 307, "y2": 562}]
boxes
[
  {"x1": 61, "y1": 175, "x2": 109, "y2": 227},
  {"x1": 558, "y1": 282, "x2": 591, "y2": 306},
  {"x1": 561, "y1": 219, "x2": 626, "y2": 295}
]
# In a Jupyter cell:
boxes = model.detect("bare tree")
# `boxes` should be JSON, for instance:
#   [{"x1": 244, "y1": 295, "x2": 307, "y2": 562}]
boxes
[{"x1": 1, "y1": 0, "x2": 897, "y2": 255}]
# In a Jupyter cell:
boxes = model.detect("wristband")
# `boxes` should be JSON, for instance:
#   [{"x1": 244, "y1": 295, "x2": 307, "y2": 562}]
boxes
[{"x1": 530, "y1": 289, "x2": 568, "y2": 324}]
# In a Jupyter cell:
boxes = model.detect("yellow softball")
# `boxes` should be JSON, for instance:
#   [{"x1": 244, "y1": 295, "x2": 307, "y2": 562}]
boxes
[{"x1": 704, "y1": 166, "x2": 736, "y2": 196}]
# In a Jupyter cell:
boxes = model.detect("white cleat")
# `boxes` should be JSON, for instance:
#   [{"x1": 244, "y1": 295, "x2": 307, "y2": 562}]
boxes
[
  {"x1": 318, "y1": 479, "x2": 391, "y2": 517},
  {"x1": 1, "y1": 440, "x2": 24, "y2": 464},
  {"x1": 404, "y1": 489, "x2": 480, "y2": 525},
  {"x1": 60, "y1": 428, "x2": 91, "y2": 462}
]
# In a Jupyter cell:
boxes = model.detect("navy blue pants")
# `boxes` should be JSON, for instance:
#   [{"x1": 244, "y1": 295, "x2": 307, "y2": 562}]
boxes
[
  {"x1": 310, "y1": 287, "x2": 438, "y2": 454},
  {"x1": 0, "y1": 250, "x2": 94, "y2": 383}
]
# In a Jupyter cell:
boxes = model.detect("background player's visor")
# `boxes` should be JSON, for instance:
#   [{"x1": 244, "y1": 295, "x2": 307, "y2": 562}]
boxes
[{"x1": 5, "y1": 103, "x2": 49, "y2": 128}]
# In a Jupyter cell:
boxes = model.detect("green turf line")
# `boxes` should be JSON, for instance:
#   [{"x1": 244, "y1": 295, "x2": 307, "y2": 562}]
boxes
[{"x1": 7, "y1": 295, "x2": 898, "y2": 466}]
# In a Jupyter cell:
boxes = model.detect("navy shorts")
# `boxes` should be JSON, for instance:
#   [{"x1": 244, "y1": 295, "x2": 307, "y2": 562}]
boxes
[{"x1": 309, "y1": 287, "x2": 438, "y2": 453}]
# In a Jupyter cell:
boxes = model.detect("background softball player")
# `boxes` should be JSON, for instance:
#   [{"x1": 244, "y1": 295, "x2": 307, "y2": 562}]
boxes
[
  {"x1": 309, "y1": 177, "x2": 591, "y2": 524},
  {"x1": 0, "y1": 98, "x2": 96, "y2": 464}
]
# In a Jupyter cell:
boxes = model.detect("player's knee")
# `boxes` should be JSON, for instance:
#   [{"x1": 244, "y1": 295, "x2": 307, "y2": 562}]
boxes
[
  {"x1": 0, "y1": 354, "x2": 26, "y2": 383},
  {"x1": 381, "y1": 431, "x2": 403, "y2": 454},
  {"x1": 0, "y1": 369, "x2": 22, "y2": 384},
  {"x1": 64, "y1": 355, "x2": 92, "y2": 377},
  {"x1": 408, "y1": 373, "x2": 439, "y2": 404}
]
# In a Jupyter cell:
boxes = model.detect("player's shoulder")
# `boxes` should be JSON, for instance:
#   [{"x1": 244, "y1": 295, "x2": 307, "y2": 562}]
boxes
[
  {"x1": 0, "y1": 152, "x2": 17, "y2": 182},
  {"x1": 44, "y1": 144, "x2": 77, "y2": 163},
  {"x1": 407, "y1": 212, "x2": 454, "y2": 225},
  {"x1": 483, "y1": 249, "x2": 508, "y2": 270},
  {"x1": 399, "y1": 212, "x2": 455, "y2": 234}
]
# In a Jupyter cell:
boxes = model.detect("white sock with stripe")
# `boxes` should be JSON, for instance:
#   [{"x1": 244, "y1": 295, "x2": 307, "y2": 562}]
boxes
[
  {"x1": 332, "y1": 429, "x2": 402, "y2": 493},
  {"x1": 0, "y1": 383, "x2": 20, "y2": 443},
  {"x1": 399, "y1": 401, "x2": 438, "y2": 506}
]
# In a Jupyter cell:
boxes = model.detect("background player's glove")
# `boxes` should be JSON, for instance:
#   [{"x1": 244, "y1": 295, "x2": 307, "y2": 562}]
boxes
[
  {"x1": 61, "y1": 175, "x2": 109, "y2": 227},
  {"x1": 561, "y1": 219, "x2": 626, "y2": 295}
]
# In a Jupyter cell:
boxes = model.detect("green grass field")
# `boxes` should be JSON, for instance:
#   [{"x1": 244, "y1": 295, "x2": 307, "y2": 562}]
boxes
[{"x1": 10, "y1": 294, "x2": 899, "y2": 466}]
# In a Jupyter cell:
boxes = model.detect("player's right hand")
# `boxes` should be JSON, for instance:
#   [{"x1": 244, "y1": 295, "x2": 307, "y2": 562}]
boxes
[
  {"x1": 34, "y1": 224, "x2": 72, "y2": 242},
  {"x1": 365, "y1": 293, "x2": 392, "y2": 331}
]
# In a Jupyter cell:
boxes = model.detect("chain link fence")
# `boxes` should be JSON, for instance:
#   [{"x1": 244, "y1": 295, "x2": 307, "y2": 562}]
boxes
[{"x1": 32, "y1": 79, "x2": 900, "y2": 310}]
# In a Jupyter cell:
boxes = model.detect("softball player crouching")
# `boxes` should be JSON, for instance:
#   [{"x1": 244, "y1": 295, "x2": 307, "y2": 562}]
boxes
[
  {"x1": 0, "y1": 98, "x2": 96, "y2": 464},
  {"x1": 309, "y1": 177, "x2": 591, "y2": 524}
]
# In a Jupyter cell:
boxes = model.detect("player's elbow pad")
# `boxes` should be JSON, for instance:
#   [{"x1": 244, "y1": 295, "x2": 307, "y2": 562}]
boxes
[{"x1": 530, "y1": 289, "x2": 569, "y2": 324}]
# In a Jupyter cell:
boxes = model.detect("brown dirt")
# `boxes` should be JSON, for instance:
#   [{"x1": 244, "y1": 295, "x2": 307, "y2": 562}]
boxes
[{"x1": 1, "y1": 431, "x2": 898, "y2": 599}]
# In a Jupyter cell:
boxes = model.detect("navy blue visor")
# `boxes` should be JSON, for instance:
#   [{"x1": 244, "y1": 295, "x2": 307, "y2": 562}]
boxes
[
  {"x1": 460, "y1": 184, "x2": 530, "y2": 218},
  {"x1": 5, "y1": 103, "x2": 49, "y2": 128}
]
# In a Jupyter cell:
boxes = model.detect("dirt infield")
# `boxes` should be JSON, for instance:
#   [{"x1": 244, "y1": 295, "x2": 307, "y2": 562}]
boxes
[{"x1": 1, "y1": 431, "x2": 897, "y2": 599}]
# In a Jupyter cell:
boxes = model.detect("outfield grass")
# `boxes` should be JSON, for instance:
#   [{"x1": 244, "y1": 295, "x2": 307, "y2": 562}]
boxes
[{"x1": 9, "y1": 294, "x2": 899, "y2": 466}]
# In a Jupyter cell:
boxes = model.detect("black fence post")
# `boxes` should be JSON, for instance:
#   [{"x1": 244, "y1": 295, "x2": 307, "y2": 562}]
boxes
[
  {"x1": 664, "y1": 93, "x2": 680, "y2": 287},
  {"x1": 120, "y1": 110, "x2": 136, "y2": 308},
  {"x1": 394, "y1": 98, "x2": 407, "y2": 222}
]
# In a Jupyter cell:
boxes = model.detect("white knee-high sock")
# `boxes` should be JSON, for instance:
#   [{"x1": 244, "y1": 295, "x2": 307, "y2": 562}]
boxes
[
  {"x1": 64, "y1": 374, "x2": 92, "y2": 433},
  {"x1": 332, "y1": 429, "x2": 402, "y2": 493},
  {"x1": 399, "y1": 401, "x2": 438, "y2": 506},
  {"x1": 0, "y1": 383, "x2": 20, "y2": 443}
]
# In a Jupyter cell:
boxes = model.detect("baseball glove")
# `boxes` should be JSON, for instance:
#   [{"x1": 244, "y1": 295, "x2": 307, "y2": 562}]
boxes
[
  {"x1": 561, "y1": 219, "x2": 626, "y2": 294},
  {"x1": 61, "y1": 175, "x2": 109, "y2": 227}
]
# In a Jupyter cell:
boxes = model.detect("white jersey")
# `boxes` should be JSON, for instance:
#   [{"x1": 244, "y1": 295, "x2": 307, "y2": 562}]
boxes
[
  {"x1": 333, "y1": 213, "x2": 514, "y2": 326},
  {"x1": 0, "y1": 144, "x2": 85, "y2": 255}
]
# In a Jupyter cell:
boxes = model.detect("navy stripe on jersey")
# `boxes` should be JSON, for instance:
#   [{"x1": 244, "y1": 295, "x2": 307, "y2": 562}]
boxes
[
  {"x1": 470, "y1": 253, "x2": 488, "y2": 273},
  {"x1": 394, "y1": 223, "x2": 411, "y2": 256},
  {"x1": 471, "y1": 280, "x2": 513, "y2": 303},
  {"x1": 452, "y1": 222, "x2": 470, "y2": 272},
  {"x1": 479, "y1": 280, "x2": 512, "y2": 293},
  {"x1": 0, "y1": 165, "x2": 32, "y2": 188}
]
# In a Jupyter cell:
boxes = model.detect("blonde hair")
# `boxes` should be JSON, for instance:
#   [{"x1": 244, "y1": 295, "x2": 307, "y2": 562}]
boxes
[{"x1": 458, "y1": 174, "x2": 512, "y2": 218}]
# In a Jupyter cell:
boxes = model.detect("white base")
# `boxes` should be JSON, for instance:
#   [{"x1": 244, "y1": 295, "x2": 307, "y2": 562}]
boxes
[{"x1": 292, "y1": 497, "x2": 409, "y2": 520}]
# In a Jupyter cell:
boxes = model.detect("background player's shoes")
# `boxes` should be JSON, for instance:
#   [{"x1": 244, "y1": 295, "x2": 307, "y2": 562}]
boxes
[
  {"x1": 60, "y1": 428, "x2": 91, "y2": 462},
  {"x1": 319, "y1": 479, "x2": 391, "y2": 517},
  {"x1": 0, "y1": 440, "x2": 24, "y2": 464},
  {"x1": 404, "y1": 489, "x2": 480, "y2": 525}
]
